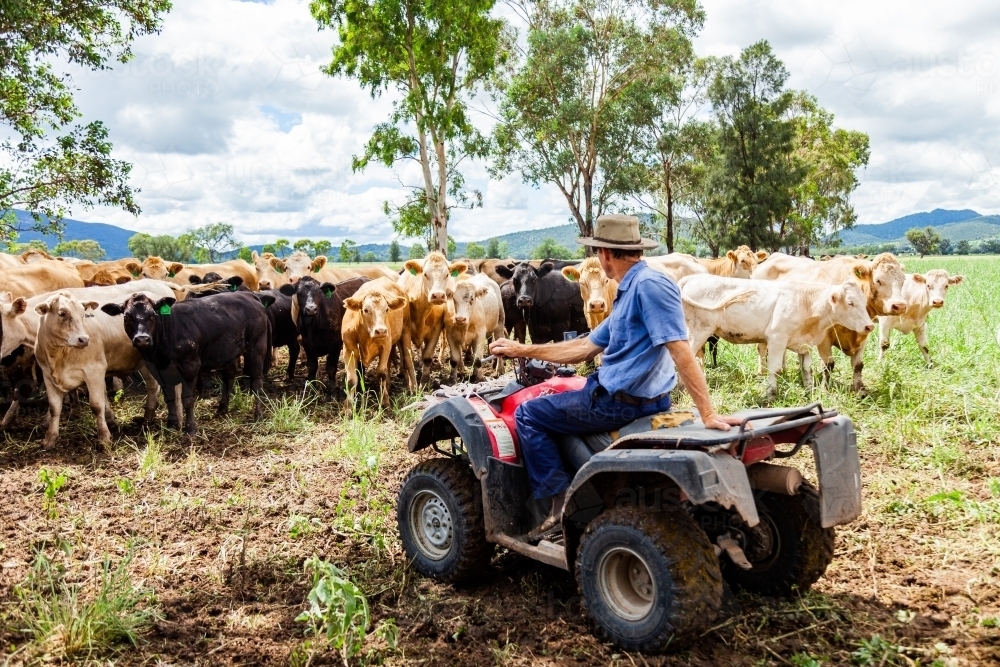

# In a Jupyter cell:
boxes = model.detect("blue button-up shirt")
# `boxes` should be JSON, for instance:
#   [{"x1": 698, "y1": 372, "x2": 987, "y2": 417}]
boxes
[{"x1": 589, "y1": 260, "x2": 688, "y2": 398}]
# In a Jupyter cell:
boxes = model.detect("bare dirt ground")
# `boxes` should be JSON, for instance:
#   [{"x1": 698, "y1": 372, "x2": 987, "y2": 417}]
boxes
[{"x1": 2, "y1": 289, "x2": 1000, "y2": 667}]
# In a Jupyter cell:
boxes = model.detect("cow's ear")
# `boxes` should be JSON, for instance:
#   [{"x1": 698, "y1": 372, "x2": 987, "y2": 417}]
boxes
[
  {"x1": 257, "y1": 294, "x2": 276, "y2": 308},
  {"x1": 12, "y1": 297, "x2": 28, "y2": 315},
  {"x1": 449, "y1": 261, "x2": 468, "y2": 278},
  {"x1": 34, "y1": 301, "x2": 51, "y2": 315},
  {"x1": 829, "y1": 289, "x2": 841, "y2": 305},
  {"x1": 269, "y1": 257, "x2": 286, "y2": 273},
  {"x1": 404, "y1": 259, "x2": 422, "y2": 276},
  {"x1": 278, "y1": 283, "x2": 296, "y2": 296},
  {"x1": 562, "y1": 266, "x2": 580, "y2": 282},
  {"x1": 344, "y1": 296, "x2": 362, "y2": 310},
  {"x1": 188, "y1": 275, "x2": 203, "y2": 284},
  {"x1": 115, "y1": 276, "x2": 132, "y2": 284},
  {"x1": 727, "y1": 250, "x2": 737, "y2": 261},
  {"x1": 0, "y1": 291, "x2": 13, "y2": 307},
  {"x1": 227, "y1": 276, "x2": 244, "y2": 291},
  {"x1": 756, "y1": 251, "x2": 769, "y2": 261},
  {"x1": 125, "y1": 261, "x2": 141, "y2": 277},
  {"x1": 388, "y1": 296, "x2": 407, "y2": 310},
  {"x1": 537, "y1": 262, "x2": 554, "y2": 278},
  {"x1": 911, "y1": 273, "x2": 926, "y2": 284},
  {"x1": 101, "y1": 302, "x2": 125, "y2": 317},
  {"x1": 251, "y1": 250, "x2": 259, "y2": 262},
  {"x1": 949, "y1": 275, "x2": 964, "y2": 285},
  {"x1": 320, "y1": 282, "x2": 336, "y2": 298},
  {"x1": 853, "y1": 264, "x2": 870, "y2": 280},
  {"x1": 495, "y1": 265, "x2": 513, "y2": 279},
  {"x1": 154, "y1": 297, "x2": 177, "y2": 315},
  {"x1": 311, "y1": 256, "x2": 327, "y2": 272},
  {"x1": 475, "y1": 286, "x2": 490, "y2": 299},
  {"x1": 167, "y1": 263, "x2": 184, "y2": 277},
  {"x1": 83, "y1": 301, "x2": 99, "y2": 311}
]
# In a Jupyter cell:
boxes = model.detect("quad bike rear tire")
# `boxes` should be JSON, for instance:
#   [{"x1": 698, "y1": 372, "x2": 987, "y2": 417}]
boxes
[
  {"x1": 397, "y1": 458, "x2": 492, "y2": 584},
  {"x1": 723, "y1": 486, "x2": 835, "y2": 597},
  {"x1": 575, "y1": 506, "x2": 722, "y2": 653}
]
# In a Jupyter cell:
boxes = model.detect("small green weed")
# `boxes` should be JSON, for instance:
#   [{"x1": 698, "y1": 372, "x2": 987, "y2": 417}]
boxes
[
  {"x1": 852, "y1": 634, "x2": 899, "y2": 665},
  {"x1": 38, "y1": 468, "x2": 68, "y2": 519},
  {"x1": 295, "y1": 556, "x2": 369, "y2": 665},
  {"x1": 288, "y1": 514, "x2": 323, "y2": 539},
  {"x1": 790, "y1": 654, "x2": 823, "y2": 667},
  {"x1": 263, "y1": 393, "x2": 313, "y2": 434},
  {"x1": 136, "y1": 431, "x2": 163, "y2": 479},
  {"x1": 115, "y1": 478, "x2": 135, "y2": 496}
]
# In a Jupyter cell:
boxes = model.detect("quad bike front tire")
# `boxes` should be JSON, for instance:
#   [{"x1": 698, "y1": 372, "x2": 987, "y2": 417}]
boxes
[
  {"x1": 575, "y1": 506, "x2": 723, "y2": 653},
  {"x1": 397, "y1": 458, "x2": 492, "y2": 584},
  {"x1": 722, "y1": 485, "x2": 835, "y2": 597}
]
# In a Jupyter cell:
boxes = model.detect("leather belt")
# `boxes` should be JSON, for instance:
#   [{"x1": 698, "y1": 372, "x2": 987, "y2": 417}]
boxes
[{"x1": 611, "y1": 389, "x2": 669, "y2": 406}]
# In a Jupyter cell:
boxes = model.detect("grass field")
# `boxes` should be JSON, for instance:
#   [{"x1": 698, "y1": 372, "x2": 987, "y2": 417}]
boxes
[{"x1": 1, "y1": 256, "x2": 998, "y2": 666}]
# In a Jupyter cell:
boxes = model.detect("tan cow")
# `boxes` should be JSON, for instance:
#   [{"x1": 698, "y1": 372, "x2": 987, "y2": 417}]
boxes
[
  {"x1": 0, "y1": 252, "x2": 24, "y2": 268},
  {"x1": 76, "y1": 258, "x2": 142, "y2": 284},
  {"x1": 878, "y1": 270, "x2": 964, "y2": 363},
  {"x1": 32, "y1": 292, "x2": 164, "y2": 448},
  {"x1": 644, "y1": 253, "x2": 709, "y2": 283},
  {"x1": 273, "y1": 251, "x2": 355, "y2": 285},
  {"x1": 754, "y1": 252, "x2": 907, "y2": 391},
  {"x1": 561, "y1": 257, "x2": 618, "y2": 330},
  {"x1": 20, "y1": 249, "x2": 56, "y2": 263},
  {"x1": 0, "y1": 261, "x2": 85, "y2": 295},
  {"x1": 398, "y1": 252, "x2": 467, "y2": 384},
  {"x1": 680, "y1": 275, "x2": 873, "y2": 401},
  {"x1": 472, "y1": 258, "x2": 519, "y2": 285},
  {"x1": 251, "y1": 251, "x2": 289, "y2": 290},
  {"x1": 444, "y1": 274, "x2": 505, "y2": 383},
  {"x1": 341, "y1": 277, "x2": 415, "y2": 410},
  {"x1": 697, "y1": 245, "x2": 769, "y2": 278}
]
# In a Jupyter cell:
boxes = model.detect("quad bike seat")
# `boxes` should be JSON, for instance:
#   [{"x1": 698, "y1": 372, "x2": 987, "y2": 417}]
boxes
[{"x1": 556, "y1": 411, "x2": 698, "y2": 472}]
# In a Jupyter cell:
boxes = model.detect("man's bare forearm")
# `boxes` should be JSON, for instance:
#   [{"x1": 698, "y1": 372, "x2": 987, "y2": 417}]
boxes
[
  {"x1": 667, "y1": 340, "x2": 720, "y2": 420},
  {"x1": 490, "y1": 336, "x2": 602, "y2": 365}
]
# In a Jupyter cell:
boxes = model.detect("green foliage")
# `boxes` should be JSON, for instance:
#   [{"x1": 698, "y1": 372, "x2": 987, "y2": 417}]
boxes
[
  {"x1": 905, "y1": 226, "x2": 941, "y2": 258},
  {"x1": 531, "y1": 237, "x2": 573, "y2": 260},
  {"x1": 53, "y1": 238, "x2": 105, "y2": 261},
  {"x1": 262, "y1": 394, "x2": 313, "y2": 435},
  {"x1": 11, "y1": 548, "x2": 161, "y2": 661},
  {"x1": 339, "y1": 239, "x2": 358, "y2": 264},
  {"x1": 190, "y1": 222, "x2": 239, "y2": 263},
  {"x1": 0, "y1": 0, "x2": 170, "y2": 241},
  {"x1": 311, "y1": 0, "x2": 506, "y2": 251},
  {"x1": 388, "y1": 239, "x2": 401, "y2": 262},
  {"x1": 237, "y1": 246, "x2": 254, "y2": 263},
  {"x1": 293, "y1": 238, "x2": 315, "y2": 256},
  {"x1": 466, "y1": 241, "x2": 485, "y2": 259},
  {"x1": 136, "y1": 431, "x2": 163, "y2": 480},
  {"x1": 790, "y1": 654, "x2": 823, "y2": 667},
  {"x1": 955, "y1": 239, "x2": 971, "y2": 254},
  {"x1": 980, "y1": 239, "x2": 1000, "y2": 254},
  {"x1": 127, "y1": 232, "x2": 195, "y2": 262},
  {"x1": 408, "y1": 243, "x2": 426, "y2": 260},
  {"x1": 313, "y1": 239, "x2": 332, "y2": 257},
  {"x1": 851, "y1": 634, "x2": 900, "y2": 665},
  {"x1": 447, "y1": 235, "x2": 457, "y2": 258},
  {"x1": 361, "y1": 251, "x2": 377, "y2": 262},
  {"x1": 288, "y1": 514, "x2": 323, "y2": 539},
  {"x1": 38, "y1": 467, "x2": 68, "y2": 519},
  {"x1": 9, "y1": 237, "x2": 49, "y2": 254},
  {"x1": 295, "y1": 556, "x2": 369, "y2": 662}
]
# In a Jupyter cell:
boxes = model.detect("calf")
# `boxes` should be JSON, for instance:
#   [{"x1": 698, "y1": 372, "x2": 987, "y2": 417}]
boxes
[
  {"x1": 680, "y1": 275, "x2": 873, "y2": 401},
  {"x1": 279, "y1": 276, "x2": 368, "y2": 394},
  {"x1": 561, "y1": 257, "x2": 618, "y2": 330},
  {"x1": 341, "y1": 277, "x2": 415, "y2": 409},
  {"x1": 696, "y1": 245, "x2": 769, "y2": 278},
  {"x1": 494, "y1": 261, "x2": 588, "y2": 344},
  {"x1": 398, "y1": 252, "x2": 467, "y2": 383},
  {"x1": 499, "y1": 280, "x2": 526, "y2": 343},
  {"x1": 444, "y1": 274, "x2": 505, "y2": 383},
  {"x1": 102, "y1": 291, "x2": 270, "y2": 434},
  {"x1": 878, "y1": 270, "x2": 964, "y2": 363},
  {"x1": 257, "y1": 289, "x2": 300, "y2": 380},
  {"x1": 33, "y1": 292, "x2": 161, "y2": 449}
]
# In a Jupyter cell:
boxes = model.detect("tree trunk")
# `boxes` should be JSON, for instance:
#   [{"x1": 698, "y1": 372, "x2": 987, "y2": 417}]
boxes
[
  {"x1": 665, "y1": 176, "x2": 674, "y2": 254},
  {"x1": 583, "y1": 176, "x2": 594, "y2": 257}
]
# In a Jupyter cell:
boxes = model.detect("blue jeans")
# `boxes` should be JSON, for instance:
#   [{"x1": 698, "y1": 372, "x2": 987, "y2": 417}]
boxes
[{"x1": 514, "y1": 374, "x2": 672, "y2": 499}]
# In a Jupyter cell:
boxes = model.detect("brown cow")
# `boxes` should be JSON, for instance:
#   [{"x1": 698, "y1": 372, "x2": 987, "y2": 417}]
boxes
[
  {"x1": 76, "y1": 258, "x2": 142, "y2": 284},
  {"x1": 398, "y1": 252, "x2": 467, "y2": 384},
  {"x1": 251, "y1": 251, "x2": 289, "y2": 291},
  {"x1": 696, "y1": 245, "x2": 769, "y2": 278},
  {"x1": 341, "y1": 277, "x2": 415, "y2": 410},
  {"x1": 0, "y1": 261, "x2": 85, "y2": 295},
  {"x1": 561, "y1": 257, "x2": 618, "y2": 330}
]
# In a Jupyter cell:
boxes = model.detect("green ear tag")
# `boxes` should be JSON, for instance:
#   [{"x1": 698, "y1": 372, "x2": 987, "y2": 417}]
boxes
[
  {"x1": 313, "y1": 266, "x2": 320, "y2": 273},
  {"x1": 130, "y1": 270, "x2": 140, "y2": 277},
  {"x1": 450, "y1": 269, "x2": 460, "y2": 277},
  {"x1": 323, "y1": 287, "x2": 333, "y2": 298},
  {"x1": 228, "y1": 284, "x2": 237, "y2": 292},
  {"x1": 408, "y1": 267, "x2": 418, "y2": 275},
  {"x1": 159, "y1": 304, "x2": 172, "y2": 315},
  {"x1": 168, "y1": 272, "x2": 175, "y2": 278},
  {"x1": 275, "y1": 266, "x2": 284, "y2": 274}
]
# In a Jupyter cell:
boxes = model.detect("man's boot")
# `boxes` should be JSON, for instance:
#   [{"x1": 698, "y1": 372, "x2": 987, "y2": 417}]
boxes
[{"x1": 528, "y1": 490, "x2": 566, "y2": 542}]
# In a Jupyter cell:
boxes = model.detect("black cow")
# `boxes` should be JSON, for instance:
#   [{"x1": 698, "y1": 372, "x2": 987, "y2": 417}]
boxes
[
  {"x1": 495, "y1": 262, "x2": 588, "y2": 344},
  {"x1": 256, "y1": 289, "x2": 300, "y2": 381},
  {"x1": 102, "y1": 291, "x2": 270, "y2": 435},
  {"x1": 188, "y1": 273, "x2": 248, "y2": 291},
  {"x1": 499, "y1": 280, "x2": 526, "y2": 344},
  {"x1": 279, "y1": 276, "x2": 368, "y2": 395}
]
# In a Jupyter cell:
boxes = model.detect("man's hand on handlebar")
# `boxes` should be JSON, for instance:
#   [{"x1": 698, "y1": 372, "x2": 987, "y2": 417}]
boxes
[
  {"x1": 489, "y1": 338, "x2": 526, "y2": 359},
  {"x1": 700, "y1": 412, "x2": 744, "y2": 431}
]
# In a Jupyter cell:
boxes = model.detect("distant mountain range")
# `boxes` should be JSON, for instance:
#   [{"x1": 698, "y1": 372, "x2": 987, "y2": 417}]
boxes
[{"x1": 5, "y1": 207, "x2": 998, "y2": 261}]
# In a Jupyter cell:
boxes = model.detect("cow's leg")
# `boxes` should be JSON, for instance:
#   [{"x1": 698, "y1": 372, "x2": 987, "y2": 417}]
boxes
[
  {"x1": 305, "y1": 351, "x2": 319, "y2": 385},
  {"x1": 797, "y1": 348, "x2": 814, "y2": 391},
  {"x1": 914, "y1": 323, "x2": 931, "y2": 365},
  {"x1": 1, "y1": 399, "x2": 19, "y2": 428},
  {"x1": 765, "y1": 339, "x2": 788, "y2": 402},
  {"x1": 471, "y1": 332, "x2": 487, "y2": 383},
  {"x1": 163, "y1": 383, "x2": 182, "y2": 430},
  {"x1": 400, "y1": 329, "x2": 416, "y2": 392},
  {"x1": 817, "y1": 338, "x2": 834, "y2": 388},
  {"x1": 376, "y1": 341, "x2": 392, "y2": 407},
  {"x1": 756, "y1": 343, "x2": 768, "y2": 375},
  {"x1": 179, "y1": 365, "x2": 200, "y2": 435},
  {"x1": 249, "y1": 338, "x2": 267, "y2": 420},
  {"x1": 286, "y1": 339, "x2": 300, "y2": 382},
  {"x1": 446, "y1": 330, "x2": 463, "y2": 384},
  {"x1": 137, "y1": 365, "x2": 159, "y2": 425},
  {"x1": 878, "y1": 318, "x2": 892, "y2": 361},
  {"x1": 420, "y1": 323, "x2": 444, "y2": 385},
  {"x1": 325, "y1": 341, "x2": 343, "y2": 398},
  {"x1": 216, "y1": 363, "x2": 236, "y2": 416},
  {"x1": 514, "y1": 321, "x2": 526, "y2": 345},
  {"x1": 85, "y1": 370, "x2": 113, "y2": 444},
  {"x1": 40, "y1": 376, "x2": 64, "y2": 450},
  {"x1": 344, "y1": 348, "x2": 360, "y2": 413},
  {"x1": 849, "y1": 344, "x2": 866, "y2": 393}
]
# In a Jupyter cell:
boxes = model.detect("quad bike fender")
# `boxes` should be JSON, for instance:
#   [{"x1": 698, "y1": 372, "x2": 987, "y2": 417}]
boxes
[
  {"x1": 565, "y1": 449, "x2": 760, "y2": 527},
  {"x1": 809, "y1": 415, "x2": 862, "y2": 528},
  {"x1": 407, "y1": 398, "x2": 494, "y2": 477}
]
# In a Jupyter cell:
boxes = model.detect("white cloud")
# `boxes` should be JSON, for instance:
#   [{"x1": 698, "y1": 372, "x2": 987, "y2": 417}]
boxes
[{"x1": 70, "y1": 0, "x2": 999, "y2": 244}]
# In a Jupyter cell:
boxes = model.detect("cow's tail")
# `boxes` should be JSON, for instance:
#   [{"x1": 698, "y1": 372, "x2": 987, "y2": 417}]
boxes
[{"x1": 682, "y1": 290, "x2": 755, "y2": 311}]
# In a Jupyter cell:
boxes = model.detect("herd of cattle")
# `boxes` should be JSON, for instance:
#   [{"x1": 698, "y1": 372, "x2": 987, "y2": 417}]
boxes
[{"x1": 0, "y1": 244, "x2": 963, "y2": 448}]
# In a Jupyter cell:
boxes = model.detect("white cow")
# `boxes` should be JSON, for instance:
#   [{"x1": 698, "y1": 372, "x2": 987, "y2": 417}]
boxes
[
  {"x1": 679, "y1": 275, "x2": 874, "y2": 400},
  {"x1": 444, "y1": 273, "x2": 505, "y2": 383},
  {"x1": 644, "y1": 253, "x2": 708, "y2": 283},
  {"x1": 878, "y1": 270, "x2": 964, "y2": 363}
]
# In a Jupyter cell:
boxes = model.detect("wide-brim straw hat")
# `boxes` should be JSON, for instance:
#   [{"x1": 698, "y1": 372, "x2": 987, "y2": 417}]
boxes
[{"x1": 576, "y1": 214, "x2": 659, "y2": 250}]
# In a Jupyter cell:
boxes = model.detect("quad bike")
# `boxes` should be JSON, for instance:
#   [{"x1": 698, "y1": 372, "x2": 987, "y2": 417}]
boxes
[{"x1": 396, "y1": 358, "x2": 862, "y2": 653}]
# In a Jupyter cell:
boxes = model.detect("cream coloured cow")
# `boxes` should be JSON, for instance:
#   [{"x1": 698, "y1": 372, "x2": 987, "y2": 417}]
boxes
[
  {"x1": 341, "y1": 277, "x2": 415, "y2": 410},
  {"x1": 878, "y1": 270, "x2": 964, "y2": 363},
  {"x1": 398, "y1": 252, "x2": 467, "y2": 384},
  {"x1": 697, "y1": 245, "x2": 769, "y2": 278},
  {"x1": 276, "y1": 251, "x2": 397, "y2": 285},
  {"x1": 644, "y1": 253, "x2": 709, "y2": 283},
  {"x1": 561, "y1": 257, "x2": 618, "y2": 330},
  {"x1": 251, "y1": 251, "x2": 289, "y2": 290},
  {"x1": 680, "y1": 275, "x2": 873, "y2": 401},
  {"x1": 444, "y1": 273, "x2": 505, "y2": 383}
]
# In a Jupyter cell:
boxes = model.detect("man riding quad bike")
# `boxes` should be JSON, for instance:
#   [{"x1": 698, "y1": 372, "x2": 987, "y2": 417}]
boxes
[{"x1": 396, "y1": 217, "x2": 862, "y2": 652}]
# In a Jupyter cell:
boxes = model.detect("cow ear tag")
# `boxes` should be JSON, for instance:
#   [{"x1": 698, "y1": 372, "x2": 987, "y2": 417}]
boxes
[
  {"x1": 322, "y1": 287, "x2": 333, "y2": 298},
  {"x1": 168, "y1": 271, "x2": 176, "y2": 278},
  {"x1": 159, "y1": 304, "x2": 172, "y2": 315},
  {"x1": 408, "y1": 267, "x2": 418, "y2": 275},
  {"x1": 275, "y1": 266, "x2": 284, "y2": 274},
  {"x1": 130, "y1": 270, "x2": 140, "y2": 277},
  {"x1": 228, "y1": 284, "x2": 237, "y2": 291},
  {"x1": 450, "y1": 269, "x2": 460, "y2": 277}
]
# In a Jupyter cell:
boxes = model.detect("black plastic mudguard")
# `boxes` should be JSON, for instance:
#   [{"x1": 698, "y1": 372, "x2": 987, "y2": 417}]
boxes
[
  {"x1": 809, "y1": 415, "x2": 862, "y2": 528},
  {"x1": 407, "y1": 397, "x2": 494, "y2": 478}
]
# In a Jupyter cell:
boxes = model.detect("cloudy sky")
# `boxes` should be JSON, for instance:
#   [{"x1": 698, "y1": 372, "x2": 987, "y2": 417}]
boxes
[{"x1": 69, "y1": 0, "x2": 1000, "y2": 244}]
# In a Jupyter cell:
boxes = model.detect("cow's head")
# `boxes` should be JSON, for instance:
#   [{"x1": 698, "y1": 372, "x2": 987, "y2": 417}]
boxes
[
  {"x1": 102, "y1": 293, "x2": 176, "y2": 351},
  {"x1": 728, "y1": 245, "x2": 769, "y2": 278},
  {"x1": 84, "y1": 269, "x2": 118, "y2": 287},
  {"x1": 141, "y1": 256, "x2": 183, "y2": 280},
  {"x1": 830, "y1": 281, "x2": 874, "y2": 333},
  {"x1": 0, "y1": 292, "x2": 34, "y2": 358},
  {"x1": 252, "y1": 251, "x2": 288, "y2": 290},
  {"x1": 345, "y1": 289, "x2": 407, "y2": 340},
  {"x1": 403, "y1": 252, "x2": 466, "y2": 305},
  {"x1": 279, "y1": 275, "x2": 337, "y2": 318},
  {"x1": 916, "y1": 270, "x2": 964, "y2": 309},
  {"x1": 35, "y1": 292, "x2": 97, "y2": 349},
  {"x1": 281, "y1": 251, "x2": 327, "y2": 284},
  {"x1": 496, "y1": 261, "x2": 553, "y2": 309},
  {"x1": 447, "y1": 278, "x2": 490, "y2": 326},
  {"x1": 20, "y1": 249, "x2": 54, "y2": 264},
  {"x1": 562, "y1": 258, "x2": 613, "y2": 322},
  {"x1": 856, "y1": 253, "x2": 906, "y2": 315},
  {"x1": 189, "y1": 272, "x2": 245, "y2": 292}
]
